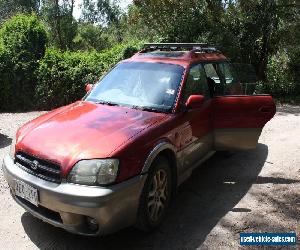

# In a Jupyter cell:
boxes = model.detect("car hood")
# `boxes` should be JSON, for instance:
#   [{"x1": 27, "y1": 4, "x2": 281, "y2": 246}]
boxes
[{"x1": 16, "y1": 101, "x2": 167, "y2": 176}]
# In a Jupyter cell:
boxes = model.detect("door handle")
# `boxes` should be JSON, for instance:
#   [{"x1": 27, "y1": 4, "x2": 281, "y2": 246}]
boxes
[{"x1": 259, "y1": 106, "x2": 273, "y2": 113}]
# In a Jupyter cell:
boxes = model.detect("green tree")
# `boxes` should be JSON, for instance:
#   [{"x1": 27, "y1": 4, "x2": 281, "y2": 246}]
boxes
[
  {"x1": 81, "y1": 0, "x2": 123, "y2": 42},
  {"x1": 232, "y1": 1, "x2": 288, "y2": 79},
  {"x1": 0, "y1": 0, "x2": 41, "y2": 23},
  {"x1": 81, "y1": 0, "x2": 121, "y2": 25},
  {"x1": 41, "y1": 0, "x2": 77, "y2": 50},
  {"x1": 130, "y1": 0, "x2": 299, "y2": 82},
  {"x1": 131, "y1": 0, "x2": 212, "y2": 41},
  {"x1": 73, "y1": 23, "x2": 113, "y2": 51},
  {"x1": 0, "y1": 14, "x2": 47, "y2": 110}
]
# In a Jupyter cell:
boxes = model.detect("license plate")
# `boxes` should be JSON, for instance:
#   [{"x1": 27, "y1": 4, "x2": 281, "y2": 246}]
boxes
[{"x1": 15, "y1": 180, "x2": 38, "y2": 206}]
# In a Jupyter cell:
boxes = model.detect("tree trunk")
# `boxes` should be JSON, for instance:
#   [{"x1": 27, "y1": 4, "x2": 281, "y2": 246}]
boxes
[
  {"x1": 70, "y1": 0, "x2": 74, "y2": 16},
  {"x1": 257, "y1": 29, "x2": 270, "y2": 81},
  {"x1": 54, "y1": 0, "x2": 64, "y2": 50},
  {"x1": 257, "y1": 0, "x2": 276, "y2": 81}
]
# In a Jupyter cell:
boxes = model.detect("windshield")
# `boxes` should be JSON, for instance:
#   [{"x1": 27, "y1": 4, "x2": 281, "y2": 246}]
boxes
[{"x1": 85, "y1": 62, "x2": 184, "y2": 112}]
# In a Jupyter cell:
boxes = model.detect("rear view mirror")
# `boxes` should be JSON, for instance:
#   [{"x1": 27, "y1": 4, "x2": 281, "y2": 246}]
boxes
[
  {"x1": 85, "y1": 83, "x2": 94, "y2": 93},
  {"x1": 185, "y1": 95, "x2": 205, "y2": 109}
]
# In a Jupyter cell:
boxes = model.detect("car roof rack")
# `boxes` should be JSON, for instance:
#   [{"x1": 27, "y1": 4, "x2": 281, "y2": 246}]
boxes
[{"x1": 142, "y1": 43, "x2": 221, "y2": 54}]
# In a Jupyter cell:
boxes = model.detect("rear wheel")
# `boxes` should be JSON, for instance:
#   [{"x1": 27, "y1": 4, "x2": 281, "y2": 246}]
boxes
[{"x1": 136, "y1": 156, "x2": 172, "y2": 231}]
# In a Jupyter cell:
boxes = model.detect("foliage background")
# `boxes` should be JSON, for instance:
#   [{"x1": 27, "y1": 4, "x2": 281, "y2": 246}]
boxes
[{"x1": 0, "y1": 0, "x2": 299, "y2": 111}]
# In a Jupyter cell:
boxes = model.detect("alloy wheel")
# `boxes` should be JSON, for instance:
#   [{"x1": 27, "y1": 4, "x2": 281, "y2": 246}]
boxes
[{"x1": 147, "y1": 169, "x2": 168, "y2": 222}]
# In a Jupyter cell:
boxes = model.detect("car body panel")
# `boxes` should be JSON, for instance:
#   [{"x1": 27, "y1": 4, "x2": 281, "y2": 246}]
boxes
[
  {"x1": 212, "y1": 95, "x2": 276, "y2": 150},
  {"x1": 16, "y1": 101, "x2": 167, "y2": 177},
  {"x1": 113, "y1": 99, "x2": 214, "y2": 182},
  {"x1": 212, "y1": 95, "x2": 276, "y2": 128}
]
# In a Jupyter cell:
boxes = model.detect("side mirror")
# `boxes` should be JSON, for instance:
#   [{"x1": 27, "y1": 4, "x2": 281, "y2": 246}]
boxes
[
  {"x1": 85, "y1": 83, "x2": 94, "y2": 93},
  {"x1": 185, "y1": 95, "x2": 205, "y2": 109}
]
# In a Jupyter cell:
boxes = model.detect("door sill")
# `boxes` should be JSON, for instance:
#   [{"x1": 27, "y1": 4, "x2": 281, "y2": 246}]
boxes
[{"x1": 178, "y1": 151, "x2": 215, "y2": 186}]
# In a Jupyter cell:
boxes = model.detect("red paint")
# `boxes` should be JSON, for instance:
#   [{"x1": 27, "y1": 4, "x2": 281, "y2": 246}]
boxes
[
  {"x1": 212, "y1": 96, "x2": 276, "y2": 128},
  {"x1": 114, "y1": 101, "x2": 213, "y2": 181},
  {"x1": 14, "y1": 52, "x2": 276, "y2": 183},
  {"x1": 186, "y1": 95, "x2": 205, "y2": 109},
  {"x1": 16, "y1": 101, "x2": 167, "y2": 177}
]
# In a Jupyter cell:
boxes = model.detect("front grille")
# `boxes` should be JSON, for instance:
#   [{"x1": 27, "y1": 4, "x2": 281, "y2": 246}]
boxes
[{"x1": 15, "y1": 152, "x2": 61, "y2": 183}]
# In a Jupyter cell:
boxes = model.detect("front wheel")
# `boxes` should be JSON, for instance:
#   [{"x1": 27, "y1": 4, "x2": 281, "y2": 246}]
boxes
[{"x1": 136, "y1": 156, "x2": 172, "y2": 231}]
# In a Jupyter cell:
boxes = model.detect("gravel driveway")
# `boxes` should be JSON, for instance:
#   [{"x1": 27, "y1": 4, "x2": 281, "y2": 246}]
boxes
[{"x1": 0, "y1": 106, "x2": 299, "y2": 250}]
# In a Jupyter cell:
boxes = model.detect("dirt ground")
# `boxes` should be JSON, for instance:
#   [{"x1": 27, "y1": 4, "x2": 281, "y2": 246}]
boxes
[{"x1": 0, "y1": 106, "x2": 299, "y2": 250}]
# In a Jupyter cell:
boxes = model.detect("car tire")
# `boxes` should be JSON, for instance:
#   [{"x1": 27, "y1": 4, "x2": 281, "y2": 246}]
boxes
[{"x1": 136, "y1": 156, "x2": 172, "y2": 231}]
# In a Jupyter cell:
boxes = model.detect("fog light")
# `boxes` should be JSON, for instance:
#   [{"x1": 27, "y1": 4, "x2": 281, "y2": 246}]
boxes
[{"x1": 87, "y1": 217, "x2": 98, "y2": 231}]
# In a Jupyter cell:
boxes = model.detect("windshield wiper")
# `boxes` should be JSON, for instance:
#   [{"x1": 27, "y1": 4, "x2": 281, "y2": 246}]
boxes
[
  {"x1": 130, "y1": 105, "x2": 168, "y2": 113},
  {"x1": 95, "y1": 100, "x2": 119, "y2": 106}
]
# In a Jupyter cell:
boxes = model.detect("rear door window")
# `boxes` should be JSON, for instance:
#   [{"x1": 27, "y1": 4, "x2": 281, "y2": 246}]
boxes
[
  {"x1": 204, "y1": 62, "x2": 247, "y2": 96},
  {"x1": 217, "y1": 62, "x2": 242, "y2": 95}
]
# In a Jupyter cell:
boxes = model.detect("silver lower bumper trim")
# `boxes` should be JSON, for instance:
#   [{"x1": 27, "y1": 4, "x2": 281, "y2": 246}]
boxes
[{"x1": 2, "y1": 155, "x2": 147, "y2": 236}]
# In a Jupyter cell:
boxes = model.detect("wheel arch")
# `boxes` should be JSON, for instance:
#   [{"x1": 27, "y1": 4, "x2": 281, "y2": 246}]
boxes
[{"x1": 141, "y1": 141, "x2": 178, "y2": 196}]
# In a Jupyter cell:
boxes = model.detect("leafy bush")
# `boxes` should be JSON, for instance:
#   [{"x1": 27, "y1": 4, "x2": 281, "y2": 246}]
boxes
[
  {"x1": 288, "y1": 48, "x2": 300, "y2": 91},
  {"x1": 35, "y1": 42, "x2": 141, "y2": 109},
  {"x1": 0, "y1": 14, "x2": 47, "y2": 111},
  {"x1": 0, "y1": 46, "x2": 12, "y2": 107},
  {"x1": 73, "y1": 23, "x2": 112, "y2": 51},
  {"x1": 256, "y1": 50, "x2": 299, "y2": 99}
]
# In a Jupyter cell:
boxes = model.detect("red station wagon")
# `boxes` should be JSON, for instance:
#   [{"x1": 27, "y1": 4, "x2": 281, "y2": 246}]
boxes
[{"x1": 2, "y1": 43, "x2": 276, "y2": 236}]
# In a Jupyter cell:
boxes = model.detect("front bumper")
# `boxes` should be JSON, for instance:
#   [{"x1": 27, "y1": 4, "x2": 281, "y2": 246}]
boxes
[{"x1": 2, "y1": 155, "x2": 147, "y2": 236}]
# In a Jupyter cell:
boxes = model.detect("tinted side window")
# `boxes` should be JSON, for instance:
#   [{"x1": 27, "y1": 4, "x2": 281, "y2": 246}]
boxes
[
  {"x1": 204, "y1": 63, "x2": 224, "y2": 95},
  {"x1": 204, "y1": 62, "x2": 247, "y2": 96},
  {"x1": 182, "y1": 64, "x2": 209, "y2": 101},
  {"x1": 231, "y1": 63, "x2": 257, "y2": 95},
  {"x1": 217, "y1": 62, "x2": 242, "y2": 95}
]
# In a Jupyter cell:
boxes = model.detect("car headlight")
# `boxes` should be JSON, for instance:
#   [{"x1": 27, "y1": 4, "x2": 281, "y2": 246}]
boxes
[
  {"x1": 67, "y1": 159, "x2": 119, "y2": 186},
  {"x1": 9, "y1": 135, "x2": 16, "y2": 159}
]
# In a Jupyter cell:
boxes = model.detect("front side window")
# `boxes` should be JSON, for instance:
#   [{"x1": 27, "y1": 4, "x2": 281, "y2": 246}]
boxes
[
  {"x1": 204, "y1": 63, "x2": 224, "y2": 95},
  {"x1": 85, "y1": 62, "x2": 184, "y2": 112},
  {"x1": 182, "y1": 64, "x2": 210, "y2": 102}
]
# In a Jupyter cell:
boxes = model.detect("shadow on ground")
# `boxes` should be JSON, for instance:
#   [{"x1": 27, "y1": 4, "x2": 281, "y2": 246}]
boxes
[
  {"x1": 0, "y1": 134, "x2": 12, "y2": 149},
  {"x1": 22, "y1": 144, "x2": 270, "y2": 250},
  {"x1": 276, "y1": 105, "x2": 300, "y2": 116}
]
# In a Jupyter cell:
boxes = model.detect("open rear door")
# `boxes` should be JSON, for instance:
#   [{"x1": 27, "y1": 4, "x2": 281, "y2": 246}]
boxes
[{"x1": 212, "y1": 95, "x2": 276, "y2": 150}]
